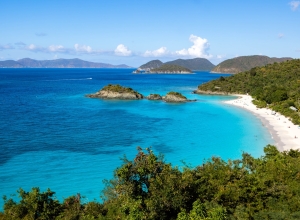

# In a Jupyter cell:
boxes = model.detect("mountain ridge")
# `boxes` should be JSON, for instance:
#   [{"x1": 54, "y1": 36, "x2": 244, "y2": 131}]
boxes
[
  {"x1": 0, "y1": 58, "x2": 132, "y2": 68},
  {"x1": 212, "y1": 55, "x2": 293, "y2": 74},
  {"x1": 135, "y1": 58, "x2": 215, "y2": 73}
]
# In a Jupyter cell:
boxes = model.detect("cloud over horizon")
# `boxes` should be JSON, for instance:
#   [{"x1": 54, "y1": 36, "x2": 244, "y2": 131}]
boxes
[
  {"x1": 21, "y1": 43, "x2": 102, "y2": 55},
  {"x1": 74, "y1": 44, "x2": 93, "y2": 53},
  {"x1": 289, "y1": 1, "x2": 300, "y2": 10},
  {"x1": 143, "y1": 47, "x2": 168, "y2": 57},
  {"x1": 114, "y1": 44, "x2": 132, "y2": 56},
  {"x1": 0, "y1": 44, "x2": 14, "y2": 50},
  {"x1": 48, "y1": 45, "x2": 65, "y2": 52},
  {"x1": 175, "y1": 35, "x2": 212, "y2": 58}
]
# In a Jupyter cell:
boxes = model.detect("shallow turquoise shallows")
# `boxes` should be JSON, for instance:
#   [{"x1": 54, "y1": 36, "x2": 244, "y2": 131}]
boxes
[{"x1": 0, "y1": 68, "x2": 273, "y2": 208}]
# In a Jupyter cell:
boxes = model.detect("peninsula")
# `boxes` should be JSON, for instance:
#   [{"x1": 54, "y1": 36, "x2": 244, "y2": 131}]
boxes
[
  {"x1": 86, "y1": 84, "x2": 143, "y2": 100},
  {"x1": 195, "y1": 59, "x2": 300, "y2": 151}
]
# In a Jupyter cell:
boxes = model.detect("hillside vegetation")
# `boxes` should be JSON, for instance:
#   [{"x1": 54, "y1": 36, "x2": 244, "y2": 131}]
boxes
[
  {"x1": 165, "y1": 58, "x2": 215, "y2": 71},
  {"x1": 212, "y1": 55, "x2": 293, "y2": 74},
  {"x1": 101, "y1": 84, "x2": 138, "y2": 93},
  {"x1": 2, "y1": 146, "x2": 300, "y2": 219},
  {"x1": 150, "y1": 64, "x2": 192, "y2": 73},
  {"x1": 197, "y1": 59, "x2": 300, "y2": 124},
  {"x1": 139, "y1": 60, "x2": 163, "y2": 69},
  {"x1": 135, "y1": 58, "x2": 215, "y2": 72}
]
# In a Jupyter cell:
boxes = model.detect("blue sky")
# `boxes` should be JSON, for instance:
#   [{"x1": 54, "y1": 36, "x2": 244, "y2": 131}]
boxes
[{"x1": 0, "y1": 0, "x2": 299, "y2": 67}]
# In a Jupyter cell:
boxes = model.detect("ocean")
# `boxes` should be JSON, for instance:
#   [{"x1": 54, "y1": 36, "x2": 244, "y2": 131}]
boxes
[{"x1": 0, "y1": 68, "x2": 273, "y2": 207}]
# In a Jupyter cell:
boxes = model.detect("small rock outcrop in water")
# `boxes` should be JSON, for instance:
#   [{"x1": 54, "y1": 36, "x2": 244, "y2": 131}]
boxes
[
  {"x1": 147, "y1": 94, "x2": 162, "y2": 100},
  {"x1": 162, "y1": 92, "x2": 196, "y2": 102},
  {"x1": 86, "y1": 84, "x2": 143, "y2": 100}
]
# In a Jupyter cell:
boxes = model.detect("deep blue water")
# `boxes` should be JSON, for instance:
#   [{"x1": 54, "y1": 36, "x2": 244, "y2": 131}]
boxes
[{"x1": 0, "y1": 68, "x2": 273, "y2": 208}]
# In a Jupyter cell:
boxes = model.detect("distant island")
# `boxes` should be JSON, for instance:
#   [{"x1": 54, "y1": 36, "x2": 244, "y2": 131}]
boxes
[
  {"x1": 133, "y1": 58, "x2": 215, "y2": 73},
  {"x1": 0, "y1": 58, "x2": 132, "y2": 68},
  {"x1": 212, "y1": 55, "x2": 293, "y2": 74}
]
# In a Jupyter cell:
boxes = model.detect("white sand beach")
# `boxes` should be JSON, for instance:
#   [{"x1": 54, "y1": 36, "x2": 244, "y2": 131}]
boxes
[{"x1": 224, "y1": 95, "x2": 300, "y2": 152}]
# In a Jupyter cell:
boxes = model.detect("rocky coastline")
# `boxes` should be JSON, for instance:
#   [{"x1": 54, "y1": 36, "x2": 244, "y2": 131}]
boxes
[
  {"x1": 147, "y1": 94, "x2": 162, "y2": 100},
  {"x1": 193, "y1": 89, "x2": 234, "y2": 95},
  {"x1": 86, "y1": 84, "x2": 143, "y2": 100}
]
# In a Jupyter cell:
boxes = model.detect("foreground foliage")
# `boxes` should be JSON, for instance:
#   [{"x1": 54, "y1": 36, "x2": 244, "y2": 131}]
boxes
[
  {"x1": 198, "y1": 59, "x2": 300, "y2": 124},
  {"x1": 2, "y1": 146, "x2": 300, "y2": 219}
]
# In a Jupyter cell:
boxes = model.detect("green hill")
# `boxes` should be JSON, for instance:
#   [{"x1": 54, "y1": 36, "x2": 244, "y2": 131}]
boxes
[
  {"x1": 212, "y1": 55, "x2": 293, "y2": 74},
  {"x1": 150, "y1": 64, "x2": 192, "y2": 73},
  {"x1": 196, "y1": 59, "x2": 300, "y2": 124},
  {"x1": 139, "y1": 60, "x2": 163, "y2": 69},
  {"x1": 165, "y1": 58, "x2": 215, "y2": 71},
  {"x1": 135, "y1": 58, "x2": 215, "y2": 73}
]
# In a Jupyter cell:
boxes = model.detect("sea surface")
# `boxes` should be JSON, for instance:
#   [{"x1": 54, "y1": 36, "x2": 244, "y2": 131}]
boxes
[{"x1": 0, "y1": 68, "x2": 274, "y2": 208}]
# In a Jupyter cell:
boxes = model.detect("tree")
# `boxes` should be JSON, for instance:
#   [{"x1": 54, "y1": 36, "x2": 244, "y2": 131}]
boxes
[{"x1": 3, "y1": 188, "x2": 61, "y2": 220}]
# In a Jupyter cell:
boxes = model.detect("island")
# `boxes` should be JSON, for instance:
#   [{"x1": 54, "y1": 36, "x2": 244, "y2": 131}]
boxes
[
  {"x1": 147, "y1": 94, "x2": 162, "y2": 100},
  {"x1": 150, "y1": 64, "x2": 193, "y2": 74},
  {"x1": 162, "y1": 91, "x2": 195, "y2": 102},
  {"x1": 133, "y1": 58, "x2": 215, "y2": 73},
  {"x1": 86, "y1": 84, "x2": 143, "y2": 100},
  {"x1": 86, "y1": 84, "x2": 196, "y2": 103}
]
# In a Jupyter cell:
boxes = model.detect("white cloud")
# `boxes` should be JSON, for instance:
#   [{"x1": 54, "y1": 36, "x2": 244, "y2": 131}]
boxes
[
  {"x1": 114, "y1": 44, "x2": 132, "y2": 56},
  {"x1": 0, "y1": 44, "x2": 14, "y2": 50},
  {"x1": 175, "y1": 35, "x2": 212, "y2": 58},
  {"x1": 144, "y1": 47, "x2": 168, "y2": 57},
  {"x1": 74, "y1": 44, "x2": 93, "y2": 53},
  {"x1": 48, "y1": 45, "x2": 65, "y2": 52},
  {"x1": 26, "y1": 44, "x2": 39, "y2": 51},
  {"x1": 22, "y1": 43, "x2": 100, "y2": 54},
  {"x1": 216, "y1": 55, "x2": 224, "y2": 59},
  {"x1": 289, "y1": 1, "x2": 300, "y2": 10}
]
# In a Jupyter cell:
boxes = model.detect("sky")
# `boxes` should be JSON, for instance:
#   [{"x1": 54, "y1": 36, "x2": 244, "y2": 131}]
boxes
[{"x1": 0, "y1": 0, "x2": 299, "y2": 67}]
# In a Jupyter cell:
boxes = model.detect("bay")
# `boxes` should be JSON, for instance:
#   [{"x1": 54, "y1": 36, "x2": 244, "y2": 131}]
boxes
[{"x1": 0, "y1": 68, "x2": 273, "y2": 207}]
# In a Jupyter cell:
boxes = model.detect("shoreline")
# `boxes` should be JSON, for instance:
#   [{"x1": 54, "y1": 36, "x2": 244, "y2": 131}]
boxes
[{"x1": 223, "y1": 95, "x2": 300, "y2": 152}]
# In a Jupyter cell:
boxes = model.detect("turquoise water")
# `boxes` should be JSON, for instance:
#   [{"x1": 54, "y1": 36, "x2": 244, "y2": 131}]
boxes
[{"x1": 0, "y1": 68, "x2": 273, "y2": 207}]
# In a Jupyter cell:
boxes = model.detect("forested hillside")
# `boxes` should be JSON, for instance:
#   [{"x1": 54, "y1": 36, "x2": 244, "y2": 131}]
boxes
[
  {"x1": 2, "y1": 146, "x2": 300, "y2": 219},
  {"x1": 150, "y1": 64, "x2": 192, "y2": 73},
  {"x1": 197, "y1": 59, "x2": 300, "y2": 124},
  {"x1": 212, "y1": 55, "x2": 293, "y2": 74},
  {"x1": 165, "y1": 58, "x2": 215, "y2": 71}
]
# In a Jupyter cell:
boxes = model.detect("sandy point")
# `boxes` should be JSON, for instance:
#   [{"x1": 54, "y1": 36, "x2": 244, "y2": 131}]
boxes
[{"x1": 224, "y1": 95, "x2": 300, "y2": 152}]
